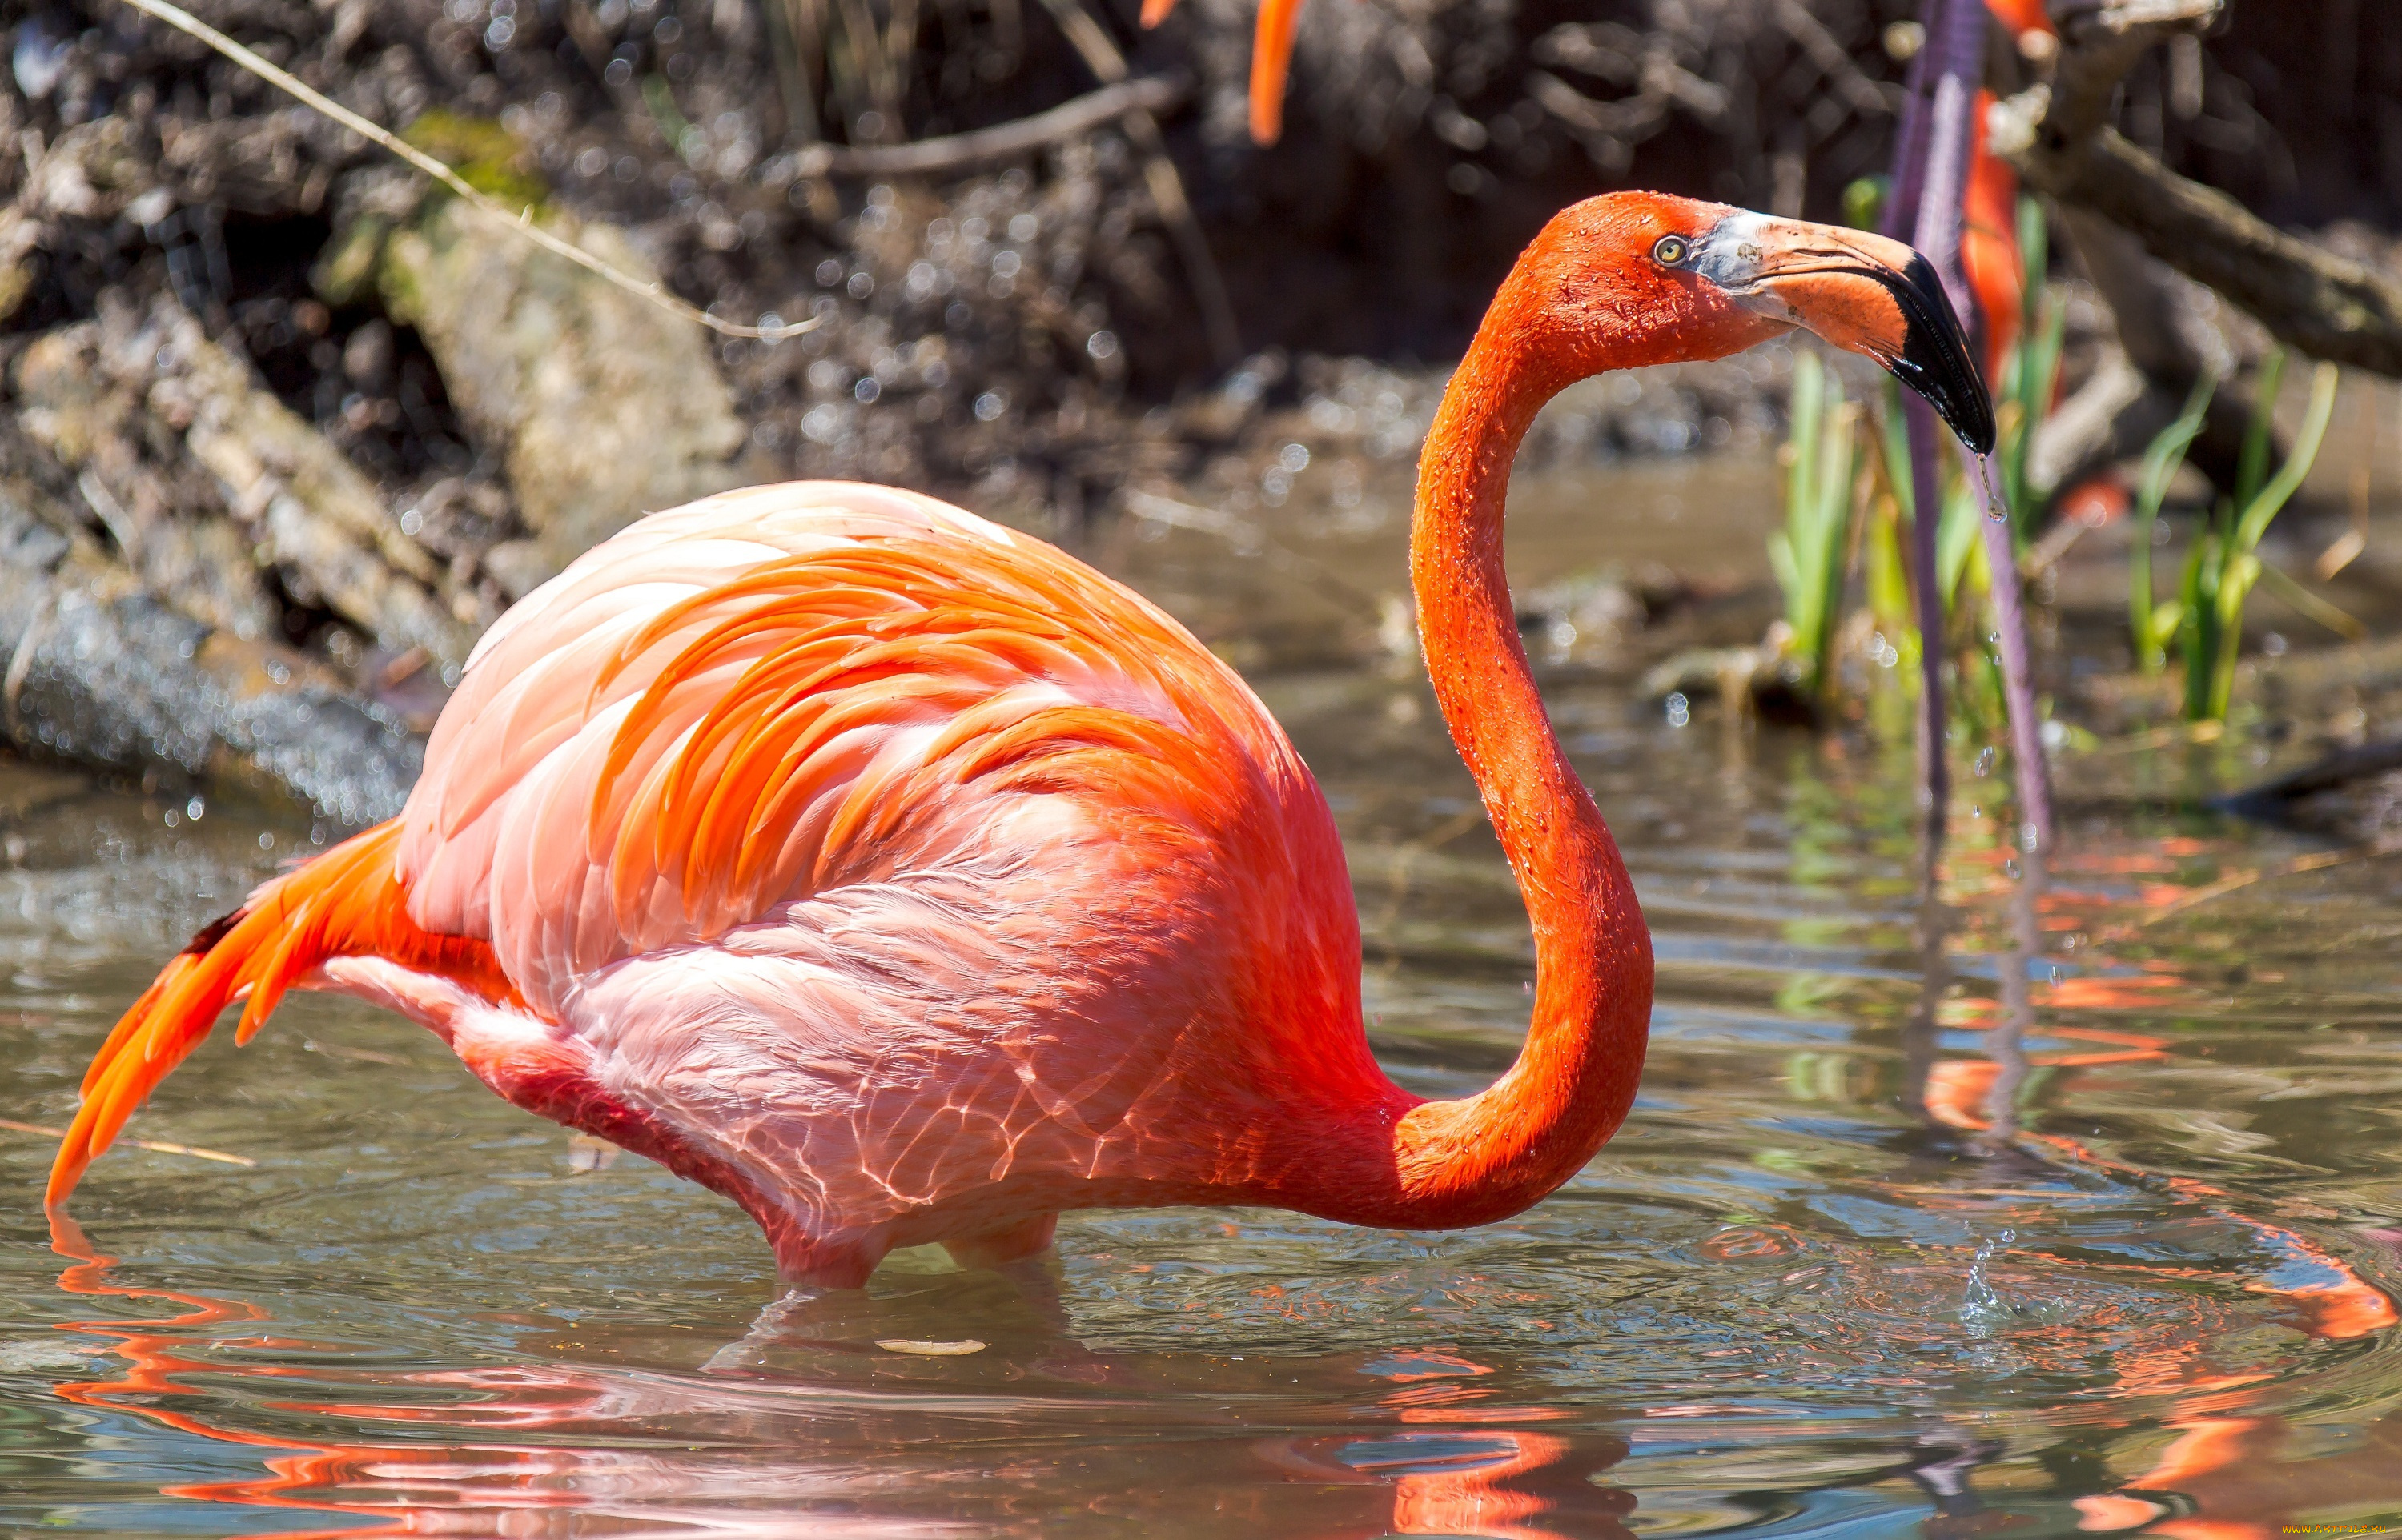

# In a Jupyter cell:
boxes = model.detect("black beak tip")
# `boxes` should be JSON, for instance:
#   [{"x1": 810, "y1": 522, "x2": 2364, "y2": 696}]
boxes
[{"x1": 1885, "y1": 252, "x2": 1997, "y2": 457}]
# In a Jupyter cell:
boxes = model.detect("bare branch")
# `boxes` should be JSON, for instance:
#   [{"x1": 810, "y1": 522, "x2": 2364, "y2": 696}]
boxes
[
  {"x1": 1029, "y1": 0, "x2": 1239, "y2": 367},
  {"x1": 2030, "y1": 130, "x2": 2402, "y2": 376},
  {"x1": 2006, "y1": 0, "x2": 2402, "y2": 377},
  {"x1": 2043, "y1": 0, "x2": 2220, "y2": 143},
  {"x1": 795, "y1": 77, "x2": 1187, "y2": 178},
  {"x1": 1771, "y1": 0, "x2": 1893, "y2": 118}
]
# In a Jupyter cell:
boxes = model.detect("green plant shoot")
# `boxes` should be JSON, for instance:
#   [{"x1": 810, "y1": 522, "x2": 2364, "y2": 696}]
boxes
[
  {"x1": 2175, "y1": 354, "x2": 2339, "y2": 720},
  {"x1": 2129, "y1": 373, "x2": 2217, "y2": 674},
  {"x1": 1995, "y1": 198, "x2": 2065, "y2": 544},
  {"x1": 1770, "y1": 352, "x2": 1860, "y2": 700}
]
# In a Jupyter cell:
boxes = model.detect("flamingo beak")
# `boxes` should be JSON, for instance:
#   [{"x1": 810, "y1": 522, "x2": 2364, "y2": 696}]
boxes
[{"x1": 1692, "y1": 212, "x2": 1996, "y2": 455}]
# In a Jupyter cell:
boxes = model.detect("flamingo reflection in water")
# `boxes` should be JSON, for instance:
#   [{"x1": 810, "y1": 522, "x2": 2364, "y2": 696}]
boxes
[
  {"x1": 1893, "y1": 850, "x2": 2401, "y2": 1526},
  {"x1": 46, "y1": 1195, "x2": 2402, "y2": 1538},
  {"x1": 42, "y1": 1209, "x2": 1633, "y2": 1538}
]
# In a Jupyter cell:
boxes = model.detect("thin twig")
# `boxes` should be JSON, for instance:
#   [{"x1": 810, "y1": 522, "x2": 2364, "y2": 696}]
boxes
[
  {"x1": 2255, "y1": 560, "x2": 2367, "y2": 642},
  {"x1": 114, "y1": 0, "x2": 819, "y2": 343},
  {"x1": 2, "y1": 590, "x2": 57, "y2": 739},
  {"x1": 2139, "y1": 845, "x2": 2394, "y2": 925},
  {"x1": 1030, "y1": 0, "x2": 1241, "y2": 367},
  {"x1": 1119, "y1": 489, "x2": 1381, "y2": 609},
  {"x1": 2320, "y1": 435, "x2": 2373, "y2": 580},
  {"x1": 2019, "y1": 508, "x2": 2095, "y2": 576},
  {"x1": 797, "y1": 75, "x2": 1187, "y2": 178},
  {"x1": 1770, "y1": 0, "x2": 1894, "y2": 117},
  {"x1": 1356, "y1": 805, "x2": 1488, "y2": 973},
  {"x1": 2071, "y1": 721, "x2": 2185, "y2": 756},
  {"x1": 0, "y1": 1116, "x2": 255, "y2": 1167}
]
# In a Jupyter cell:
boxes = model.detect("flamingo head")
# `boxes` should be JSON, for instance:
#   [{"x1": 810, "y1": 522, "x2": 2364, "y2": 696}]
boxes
[{"x1": 1507, "y1": 192, "x2": 1996, "y2": 455}]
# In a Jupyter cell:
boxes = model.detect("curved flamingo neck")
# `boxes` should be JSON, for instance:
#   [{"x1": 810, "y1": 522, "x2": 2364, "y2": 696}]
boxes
[{"x1": 1385, "y1": 269, "x2": 1656, "y2": 1224}]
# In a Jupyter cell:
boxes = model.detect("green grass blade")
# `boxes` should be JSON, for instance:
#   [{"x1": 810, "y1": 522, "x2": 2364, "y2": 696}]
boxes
[
  {"x1": 1877, "y1": 376, "x2": 1914, "y2": 521},
  {"x1": 2234, "y1": 347, "x2": 2286, "y2": 515},
  {"x1": 2179, "y1": 533, "x2": 2217, "y2": 720},
  {"x1": 2232, "y1": 361, "x2": 2339, "y2": 555},
  {"x1": 2016, "y1": 195, "x2": 2047, "y2": 302},
  {"x1": 2131, "y1": 372, "x2": 2216, "y2": 674},
  {"x1": 1938, "y1": 470, "x2": 1981, "y2": 608}
]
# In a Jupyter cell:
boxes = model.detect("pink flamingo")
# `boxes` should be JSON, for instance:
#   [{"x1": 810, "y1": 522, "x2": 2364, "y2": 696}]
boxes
[{"x1": 46, "y1": 193, "x2": 1990, "y2": 1287}]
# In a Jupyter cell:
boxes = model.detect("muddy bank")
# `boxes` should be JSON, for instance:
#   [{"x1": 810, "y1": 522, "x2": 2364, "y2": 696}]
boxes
[{"x1": 0, "y1": 0, "x2": 2396, "y2": 810}]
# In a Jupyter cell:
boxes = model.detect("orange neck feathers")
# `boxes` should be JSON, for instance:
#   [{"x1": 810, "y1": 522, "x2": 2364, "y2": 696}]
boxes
[{"x1": 1376, "y1": 223, "x2": 1702, "y2": 1223}]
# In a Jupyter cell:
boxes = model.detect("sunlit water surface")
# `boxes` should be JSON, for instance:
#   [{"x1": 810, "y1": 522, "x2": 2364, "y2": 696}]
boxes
[{"x1": 6, "y1": 457, "x2": 2402, "y2": 1538}]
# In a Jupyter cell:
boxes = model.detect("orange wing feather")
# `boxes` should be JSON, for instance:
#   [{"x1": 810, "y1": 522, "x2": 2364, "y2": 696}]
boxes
[
  {"x1": 47, "y1": 823, "x2": 521, "y2": 1205},
  {"x1": 577, "y1": 535, "x2": 1244, "y2": 959}
]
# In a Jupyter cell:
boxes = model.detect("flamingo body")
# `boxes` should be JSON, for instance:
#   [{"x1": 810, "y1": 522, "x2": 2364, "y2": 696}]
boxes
[
  {"x1": 49, "y1": 194, "x2": 1990, "y2": 1287},
  {"x1": 84, "y1": 483, "x2": 1415, "y2": 1284},
  {"x1": 411, "y1": 483, "x2": 1413, "y2": 1280}
]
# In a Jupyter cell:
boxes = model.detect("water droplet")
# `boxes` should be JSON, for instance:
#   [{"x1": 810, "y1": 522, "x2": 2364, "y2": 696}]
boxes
[
  {"x1": 1971, "y1": 453, "x2": 2010, "y2": 523},
  {"x1": 1959, "y1": 1229, "x2": 2022, "y2": 1327}
]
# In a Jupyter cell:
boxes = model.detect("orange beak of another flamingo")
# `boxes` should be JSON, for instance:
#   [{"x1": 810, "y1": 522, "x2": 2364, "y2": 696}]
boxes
[{"x1": 1689, "y1": 212, "x2": 1997, "y2": 455}]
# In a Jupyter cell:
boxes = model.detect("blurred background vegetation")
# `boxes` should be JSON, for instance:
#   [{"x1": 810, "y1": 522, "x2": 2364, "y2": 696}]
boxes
[{"x1": 0, "y1": 0, "x2": 2398, "y2": 822}]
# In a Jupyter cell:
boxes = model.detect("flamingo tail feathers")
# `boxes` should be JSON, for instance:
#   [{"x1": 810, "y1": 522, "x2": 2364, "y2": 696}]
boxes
[{"x1": 46, "y1": 821, "x2": 516, "y2": 1208}]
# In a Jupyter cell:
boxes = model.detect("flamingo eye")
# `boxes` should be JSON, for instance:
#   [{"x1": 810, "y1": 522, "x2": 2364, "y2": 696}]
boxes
[{"x1": 1653, "y1": 234, "x2": 1690, "y2": 267}]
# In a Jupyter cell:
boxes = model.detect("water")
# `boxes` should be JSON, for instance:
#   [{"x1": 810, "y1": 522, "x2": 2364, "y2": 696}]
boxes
[
  {"x1": 8, "y1": 452, "x2": 2402, "y2": 1535},
  {"x1": 1956, "y1": 1229, "x2": 2017, "y2": 1329},
  {"x1": 1975, "y1": 451, "x2": 2010, "y2": 523}
]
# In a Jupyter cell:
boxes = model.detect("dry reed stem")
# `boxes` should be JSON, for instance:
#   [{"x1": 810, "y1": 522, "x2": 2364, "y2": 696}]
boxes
[
  {"x1": 796, "y1": 75, "x2": 1187, "y2": 177},
  {"x1": 0, "y1": 1115, "x2": 255, "y2": 1166},
  {"x1": 2138, "y1": 844, "x2": 2394, "y2": 925}
]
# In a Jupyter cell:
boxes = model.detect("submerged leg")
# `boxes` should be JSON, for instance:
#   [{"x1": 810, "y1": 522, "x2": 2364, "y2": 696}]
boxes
[
  {"x1": 701, "y1": 1285, "x2": 828, "y2": 1376},
  {"x1": 941, "y1": 1212, "x2": 1058, "y2": 1271}
]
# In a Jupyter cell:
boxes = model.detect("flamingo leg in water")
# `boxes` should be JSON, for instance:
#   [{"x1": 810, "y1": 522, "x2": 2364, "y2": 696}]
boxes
[{"x1": 942, "y1": 1211, "x2": 1062, "y2": 1270}]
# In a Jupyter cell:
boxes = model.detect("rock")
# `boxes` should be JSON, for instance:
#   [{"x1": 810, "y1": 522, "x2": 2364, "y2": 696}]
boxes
[
  {"x1": 311, "y1": 212, "x2": 391, "y2": 306},
  {"x1": 374, "y1": 195, "x2": 747, "y2": 579},
  {"x1": 0, "y1": 462, "x2": 422, "y2": 825},
  {"x1": 13, "y1": 297, "x2": 475, "y2": 669},
  {"x1": 0, "y1": 208, "x2": 41, "y2": 325},
  {"x1": 1517, "y1": 565, "x2": 1657, "y2": 670},
  {"x1": 14, "y1": 323, "x2": 279, "y2": 640},
  {"x1": 22, "y1": 117, "x2": 150, "y2": 222}
]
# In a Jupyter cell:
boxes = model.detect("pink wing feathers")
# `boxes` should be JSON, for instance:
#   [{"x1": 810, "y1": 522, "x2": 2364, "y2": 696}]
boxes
[
  {"x1": 394, "y1": 482, "x2": 1310, "y2": 1017},
  {"x1": 385, "y1": 483, "x2": 1381, "y2": 1274}
]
